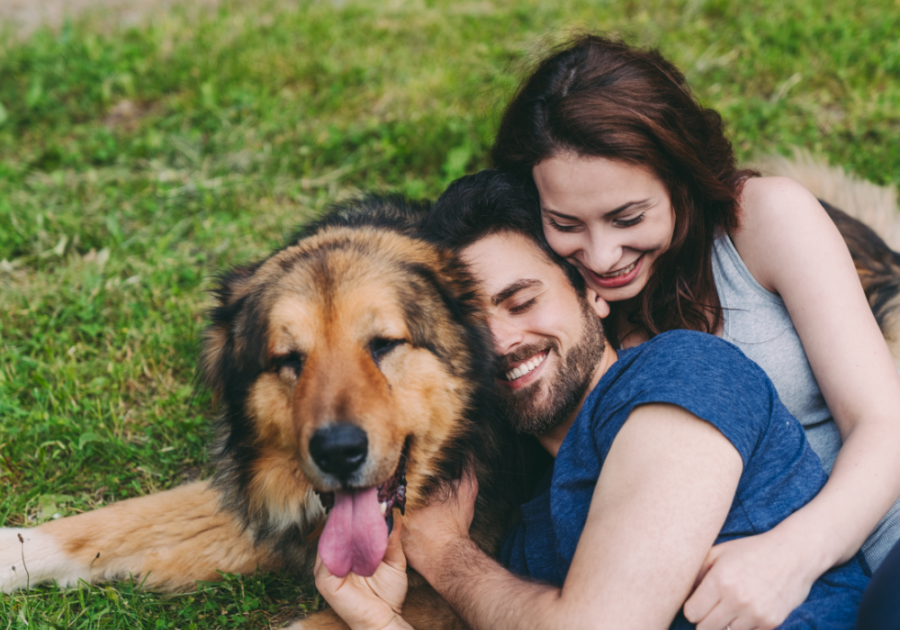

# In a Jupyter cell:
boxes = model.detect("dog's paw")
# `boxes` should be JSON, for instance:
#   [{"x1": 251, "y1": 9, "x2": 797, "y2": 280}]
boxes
[{"x1": 0, "y1": 527, "x2": 86, "y2": 592}]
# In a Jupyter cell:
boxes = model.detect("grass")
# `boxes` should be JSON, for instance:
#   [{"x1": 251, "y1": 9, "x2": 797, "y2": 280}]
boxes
[{"x1": 1, "y1": 0, "x2": 898, "y2": 626}]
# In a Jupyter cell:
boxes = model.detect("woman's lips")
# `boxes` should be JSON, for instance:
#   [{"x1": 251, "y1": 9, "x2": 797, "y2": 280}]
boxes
[{"x1": 586, "y1": 255, "x2": 644, "y2": 289}]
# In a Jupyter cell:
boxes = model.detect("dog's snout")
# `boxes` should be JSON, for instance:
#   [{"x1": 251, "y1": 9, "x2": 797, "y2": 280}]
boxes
[{"x1": 309, "y1": 424, "x2": 368, "y2": 479}]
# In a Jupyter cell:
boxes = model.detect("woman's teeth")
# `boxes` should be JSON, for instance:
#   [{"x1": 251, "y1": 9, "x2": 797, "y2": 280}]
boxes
[
  {"x1": 504, "y1": 352, "x2": 546, "y2": 381},
  {"x1": 599, "y1": 258, "x2": 638, "y2": 278}
]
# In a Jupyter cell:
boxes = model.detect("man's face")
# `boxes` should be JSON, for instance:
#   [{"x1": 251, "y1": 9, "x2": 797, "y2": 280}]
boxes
[{"x1": 461, "y1": 232, "x2": 608, "y2": 436}]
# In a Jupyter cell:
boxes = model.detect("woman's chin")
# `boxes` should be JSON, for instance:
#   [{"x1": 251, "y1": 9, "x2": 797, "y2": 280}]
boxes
[{"x1": 589, "y1": 277, "x2": 647, "y2": 304}]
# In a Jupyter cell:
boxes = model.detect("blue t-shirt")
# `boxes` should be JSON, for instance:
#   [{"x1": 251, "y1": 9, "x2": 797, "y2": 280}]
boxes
[{"x1": 501, "y1": 331, "x2": 869, "y2": 629}]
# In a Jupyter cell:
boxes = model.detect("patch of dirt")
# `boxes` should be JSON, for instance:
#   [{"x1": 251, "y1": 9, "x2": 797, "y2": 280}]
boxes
[
  {"x1": 0, "y1": 0, "x2": 221, "y2": 39},
  {"x1": 103, "y1": 98, "x2": 154, "y2": 130}
]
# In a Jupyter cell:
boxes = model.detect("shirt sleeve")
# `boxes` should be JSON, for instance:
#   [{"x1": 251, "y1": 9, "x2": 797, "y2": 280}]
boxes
[{"x1": 590, "y1": 331, "x2": 782, "y2": 467}]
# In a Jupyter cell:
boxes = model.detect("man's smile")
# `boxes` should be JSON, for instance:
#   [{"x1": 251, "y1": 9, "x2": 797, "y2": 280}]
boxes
[{"x1": 503, "y1": 350, "x2": 549, "y2": 382}]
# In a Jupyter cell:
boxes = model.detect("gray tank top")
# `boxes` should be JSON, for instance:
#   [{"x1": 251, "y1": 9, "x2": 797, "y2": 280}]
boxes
[{"x1": 711, "y1": 232, "x2": 900, "y2": 569}]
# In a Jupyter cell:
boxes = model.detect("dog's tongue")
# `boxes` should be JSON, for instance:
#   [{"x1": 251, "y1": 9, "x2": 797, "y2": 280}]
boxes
[{"x1": 318, "y1": 486, "x2": 388, "y2": 578}]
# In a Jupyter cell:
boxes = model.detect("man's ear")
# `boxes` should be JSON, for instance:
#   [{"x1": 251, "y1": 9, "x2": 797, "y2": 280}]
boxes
[{"x1": 586, "y1": 288, "x2": 611, "y2": 319}]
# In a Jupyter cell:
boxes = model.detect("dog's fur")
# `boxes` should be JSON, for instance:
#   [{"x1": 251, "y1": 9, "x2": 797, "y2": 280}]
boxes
[
  {"x1": 1, "y1": 157, "x2": 899, "y2": 629},
  {"x1": 0, "y1": 196, "x2": 544, "y2": 630}
]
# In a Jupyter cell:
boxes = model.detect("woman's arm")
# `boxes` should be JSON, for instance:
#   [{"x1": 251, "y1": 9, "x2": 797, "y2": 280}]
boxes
[
  {"x1": 685, "y1": 176, "x2": 900, "y2": 630},
  {"x1": 403, "y1": 403, "x2": 744, "y2": 630}
]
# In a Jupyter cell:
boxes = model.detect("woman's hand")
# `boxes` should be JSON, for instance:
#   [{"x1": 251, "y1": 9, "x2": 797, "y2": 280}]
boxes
[
  {"x1": 314, "y1": 519, "x2": 412, "y2": 630},
  {"x1": 683, "y1": 528, "x2": 820, "y2": 630},
  {"x1": 401, "y1": 465, "x2": 479, "y2": 583}
]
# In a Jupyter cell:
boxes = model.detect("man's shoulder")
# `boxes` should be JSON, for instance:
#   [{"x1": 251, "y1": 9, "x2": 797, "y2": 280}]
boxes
[
  {"x1": 588, "y1": 330, "x2": 776, "y2": 416},
  {"x1": 624, "y1": 330, "x2": 759, "y2": 374},
  {"x1": 576, "y1": 329, "x2": 786, "y2": 465}
]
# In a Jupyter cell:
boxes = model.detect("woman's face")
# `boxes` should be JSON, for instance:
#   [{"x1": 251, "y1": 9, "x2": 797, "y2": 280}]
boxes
[{"x1": 532, "y1": 153, "x2": 676, "y2": 304}]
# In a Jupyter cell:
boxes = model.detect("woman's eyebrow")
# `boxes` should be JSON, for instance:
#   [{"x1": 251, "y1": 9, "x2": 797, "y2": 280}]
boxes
[
  {"x1": 543, "y1": 198, "x2": 651, "y2": 220},
  {"x1": 492, "y1": 279, "x2": 543, "y2": 306}
]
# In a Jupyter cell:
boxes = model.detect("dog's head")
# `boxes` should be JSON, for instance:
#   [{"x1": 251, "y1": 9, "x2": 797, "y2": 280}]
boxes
[{"x1": 201, "y1": 196, "x2": 498, "y2": 576}]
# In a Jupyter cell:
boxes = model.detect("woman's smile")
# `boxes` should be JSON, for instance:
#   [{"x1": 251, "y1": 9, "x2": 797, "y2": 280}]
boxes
[{"x1": 588, "y1": 254, "x2": 644, "y2": 288}]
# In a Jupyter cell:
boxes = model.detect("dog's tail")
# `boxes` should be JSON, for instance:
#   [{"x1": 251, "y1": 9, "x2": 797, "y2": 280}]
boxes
[{"x1": 749, "y1": 148, "x2": 900, "y2": 251}]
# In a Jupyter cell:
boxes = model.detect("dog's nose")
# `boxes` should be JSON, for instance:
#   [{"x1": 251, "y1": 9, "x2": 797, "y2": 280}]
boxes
[{"x1": 309, "y1": 424, "x2": 368, "y2": 479}]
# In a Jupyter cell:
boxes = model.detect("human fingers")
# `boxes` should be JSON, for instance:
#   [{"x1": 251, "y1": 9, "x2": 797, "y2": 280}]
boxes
[
  {"x1": 458, "y1": 462, "x2": 479, "y2": 502},
  {"x1": 683, "y1": 552, "x2": 722, "y2": 623},
  {"x1": 382, "y1": 519, "x2": 406, "y2": 572},
  {"x1": 691, "y1": 599, "x2": 735, "y2": 630},
  {"x1": 687, "y1": 535, "x2": 809, "y2": 630},
  {"x1": 313, "y1": 552, "x2": 341, "y2": 600}
]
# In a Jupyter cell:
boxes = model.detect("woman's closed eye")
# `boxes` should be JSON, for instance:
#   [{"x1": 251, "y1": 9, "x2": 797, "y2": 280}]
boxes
[
  {"x1": 545, "y1": 216, "x2": 581, "y2": 233},
  {"x1": 614, "y1": 212, "x2": 645, "y2": 228}
]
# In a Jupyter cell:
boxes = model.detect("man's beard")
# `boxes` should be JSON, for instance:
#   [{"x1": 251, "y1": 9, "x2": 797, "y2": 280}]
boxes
[{"x1": 497, "y1": 298, "x2": 606, "y2": 436}]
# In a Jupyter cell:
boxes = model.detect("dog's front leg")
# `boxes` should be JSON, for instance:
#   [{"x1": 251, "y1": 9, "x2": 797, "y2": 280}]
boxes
[{"x1": 1, "y1": 481, "x2": 277, "y2": 592}]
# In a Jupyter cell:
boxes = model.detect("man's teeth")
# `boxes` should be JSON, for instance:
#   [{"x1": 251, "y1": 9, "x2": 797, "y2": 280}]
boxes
[
  {"x1": 505, "y1": 353, "x2": 546, "y2": 381},
  {"x1": 599, "y1": 259, "x2": 638, "y2": 278}
]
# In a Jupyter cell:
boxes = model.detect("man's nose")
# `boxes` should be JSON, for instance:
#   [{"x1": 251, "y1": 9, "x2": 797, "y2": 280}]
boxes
[{"x1": 488, "y1": 315, "x2": 523, "y2": 356}]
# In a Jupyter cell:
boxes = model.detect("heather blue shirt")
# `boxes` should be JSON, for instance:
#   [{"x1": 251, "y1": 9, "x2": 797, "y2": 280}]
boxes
[{"x1": 501, "y1": 331, "x2": 868, "y2": 629}]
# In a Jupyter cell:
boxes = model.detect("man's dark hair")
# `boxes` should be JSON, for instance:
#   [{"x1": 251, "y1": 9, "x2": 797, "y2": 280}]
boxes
[{"x1": 422, "y1": 168, "x2": 585, "y2": 292}]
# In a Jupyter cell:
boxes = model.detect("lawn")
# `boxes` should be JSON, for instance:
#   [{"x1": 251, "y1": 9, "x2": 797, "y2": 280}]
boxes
[{"x1": 1, "y1": 0, "x2": 898, "y2": 627}]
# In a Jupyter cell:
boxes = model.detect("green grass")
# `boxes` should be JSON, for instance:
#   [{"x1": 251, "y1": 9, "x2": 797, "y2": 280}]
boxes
[{"x1": 1, "y1": 0, "x2": 898, "y2": 626}]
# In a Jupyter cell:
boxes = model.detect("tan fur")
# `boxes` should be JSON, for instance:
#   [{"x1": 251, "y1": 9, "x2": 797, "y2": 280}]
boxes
[
  {"x1": 749, "y1": 148, "x2": 900, "y2": 251},
  {"x1": 2, "y1": 215, "x2": 484, "y2": 628},
  {"x1": 234, "y1": 227, "x2": 475, "y2": 517},
  {"x1": 1, "y1": 482, "x2": 276, "y2": 592}
]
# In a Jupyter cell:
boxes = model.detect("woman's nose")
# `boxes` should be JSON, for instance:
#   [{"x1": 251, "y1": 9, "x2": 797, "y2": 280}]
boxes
[{"x1": 579, "y1": 232, "x2": 623, "y2": 274}]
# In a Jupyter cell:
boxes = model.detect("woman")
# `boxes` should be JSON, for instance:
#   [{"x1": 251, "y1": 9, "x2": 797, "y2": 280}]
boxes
[{"x1": 487, "y1": 35, "x2": 900, "y2": 629}]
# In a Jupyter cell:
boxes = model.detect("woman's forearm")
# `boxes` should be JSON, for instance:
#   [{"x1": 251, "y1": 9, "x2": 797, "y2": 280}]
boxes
[{"x1": 773, "y1": 415, "x2": 900, "y2": 571}]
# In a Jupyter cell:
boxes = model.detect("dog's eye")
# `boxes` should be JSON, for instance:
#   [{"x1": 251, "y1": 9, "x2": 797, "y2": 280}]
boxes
[
  {"x1": 273, "y1": 352, "x2": 305, "y2": 379},
  {"x1": 370, "y1": 338, "x2": 406, "y2": 364}
]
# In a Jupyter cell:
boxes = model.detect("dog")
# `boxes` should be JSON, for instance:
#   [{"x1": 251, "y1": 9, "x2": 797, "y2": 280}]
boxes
[
  {"x1": 0, "y1": 196, "x2": 545, "y2": 629},
  {"x1": 2, "y1": 163, "x2": 899, "y2": 628}
]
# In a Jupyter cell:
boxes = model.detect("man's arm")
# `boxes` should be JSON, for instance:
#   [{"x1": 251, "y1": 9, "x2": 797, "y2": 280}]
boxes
[{"x1": 402, "y1": 403, "x2": 744, "y2": 630}]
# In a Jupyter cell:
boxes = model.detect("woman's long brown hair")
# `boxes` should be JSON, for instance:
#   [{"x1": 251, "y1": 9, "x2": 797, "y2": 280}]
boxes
[{"x1": 491, "y1": 34, "x2": 757, "y2": 346}]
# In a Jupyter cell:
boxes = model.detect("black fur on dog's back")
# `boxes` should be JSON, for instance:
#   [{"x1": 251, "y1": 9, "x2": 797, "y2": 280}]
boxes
[
  {"x1": 201, "y1": 195, "x2": 548, "y2": 575},
  {"x1": 823, "y1": 200, "x2": 900, "y2": 359}
]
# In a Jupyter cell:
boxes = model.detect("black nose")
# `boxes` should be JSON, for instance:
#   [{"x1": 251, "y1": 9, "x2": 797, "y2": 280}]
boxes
[{"x1": 309, "y1": 424, "x2": 369, "y2": 479}]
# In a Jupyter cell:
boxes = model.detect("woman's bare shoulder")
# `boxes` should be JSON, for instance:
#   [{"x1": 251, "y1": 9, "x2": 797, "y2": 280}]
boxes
[
  {"x1": 732, "y1": 176, "x2": 838, "y2": 292},
  {"x1": 738, "y1": 176, "x2": 822, "y2": 222}
]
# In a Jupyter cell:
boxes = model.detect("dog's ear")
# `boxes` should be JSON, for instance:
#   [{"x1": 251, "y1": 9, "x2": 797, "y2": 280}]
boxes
[
  {"x1": 202, "y1": 262, "x2": 261, "y2": 403},
  {"x1": 211, "y1": 263, "x2": 261, "y2": 309}
]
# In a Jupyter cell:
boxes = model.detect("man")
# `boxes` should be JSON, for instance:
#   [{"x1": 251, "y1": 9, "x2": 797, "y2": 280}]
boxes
[{"x1": 315, "y1": 170, "x2": 868, "y2": 630}]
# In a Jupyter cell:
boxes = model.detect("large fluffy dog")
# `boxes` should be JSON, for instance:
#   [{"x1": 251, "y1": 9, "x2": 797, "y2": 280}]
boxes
[
  {"x1": 0, "y1": 197, "x2": 544, "y2": 629},
  {"x1": 1, "y1": 163, "x2": 899, "y2": 629}
]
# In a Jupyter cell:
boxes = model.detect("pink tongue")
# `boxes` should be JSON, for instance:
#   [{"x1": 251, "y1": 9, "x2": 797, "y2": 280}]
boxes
[{"x1": 318, "y1": 486, "x2": 388, "y2": 577}]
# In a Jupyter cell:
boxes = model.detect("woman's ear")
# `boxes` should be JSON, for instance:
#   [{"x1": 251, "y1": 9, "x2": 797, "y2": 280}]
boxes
[{"x1": 586, "y1": 289, "x2": 611, "y2": 319}]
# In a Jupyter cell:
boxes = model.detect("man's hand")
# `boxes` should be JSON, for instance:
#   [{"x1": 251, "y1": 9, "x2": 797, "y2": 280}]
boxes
[
  {"x1": 314, "y1": 519, "x2": 413, "y2": 630},
  {"x1": 683, "y1": 529, "x2": 819, "y2": 630},
  {"x1": 401, "y1": 465, "x2": 479, "y2": 584}
]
